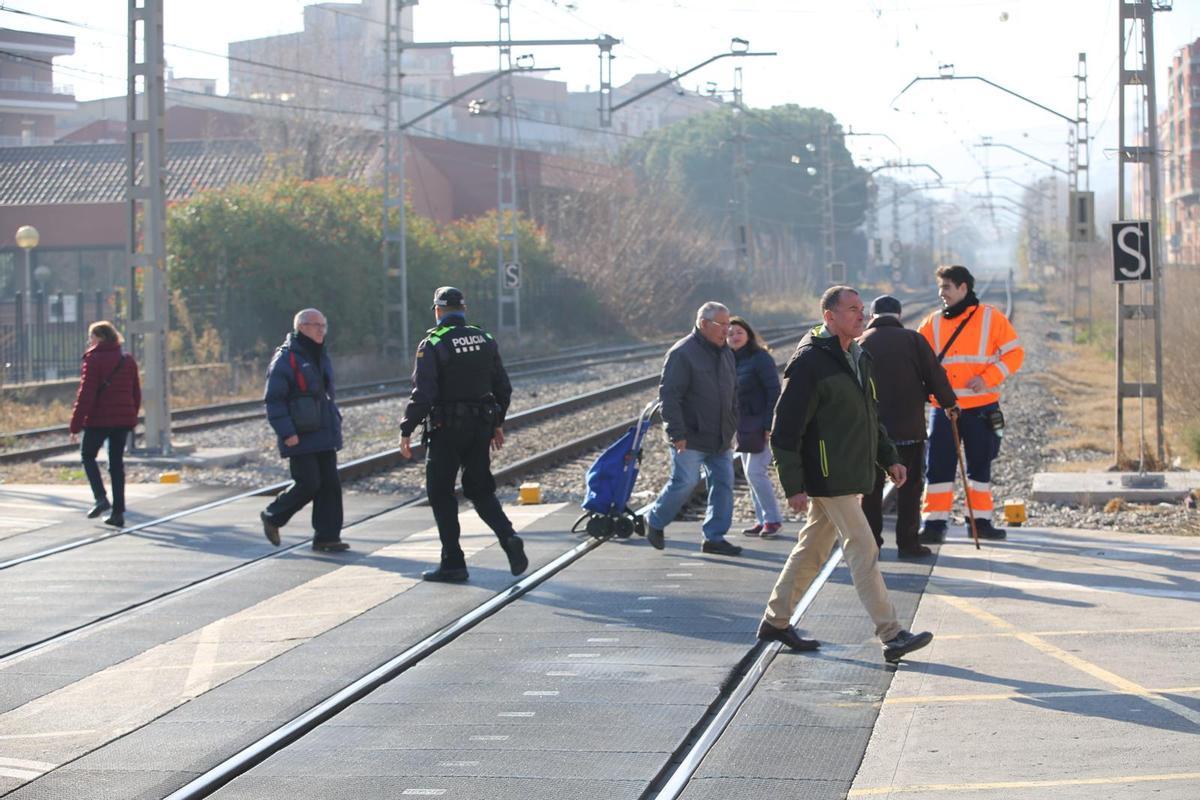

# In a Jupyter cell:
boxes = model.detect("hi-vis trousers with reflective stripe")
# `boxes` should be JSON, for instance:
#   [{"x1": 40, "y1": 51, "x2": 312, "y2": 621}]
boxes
[{"x1": 923, "y1": 403, "x2": 1001, "y2": 523}]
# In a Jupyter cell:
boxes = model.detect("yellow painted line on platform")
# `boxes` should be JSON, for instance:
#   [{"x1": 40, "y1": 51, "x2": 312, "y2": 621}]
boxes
[
  {"x1": 879, "y1": 685, "x2": 1200, "y2": 706},
  {"x1": 934, "y1": 624, "x2": 1200, "y2": 641},
  {"x1": 848, "y1": 770, "x2": 1200, "y2": 796},
  {"x1": 0, "y1": 504, "x2": 565, "y2": 790},
  {"x1": 932, "y1": 591, "x2": 1200, "y2": 728}
]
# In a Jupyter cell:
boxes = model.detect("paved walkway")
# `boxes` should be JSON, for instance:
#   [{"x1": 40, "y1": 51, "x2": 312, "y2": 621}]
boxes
[{"x1": 850, "y1": 525, "x2": 1200, "y2": 799}]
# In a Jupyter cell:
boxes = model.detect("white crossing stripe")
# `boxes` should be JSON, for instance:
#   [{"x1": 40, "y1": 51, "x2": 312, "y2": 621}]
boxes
[{"x1": 0, "y1": 503, "x2": 565, "y2": 791}]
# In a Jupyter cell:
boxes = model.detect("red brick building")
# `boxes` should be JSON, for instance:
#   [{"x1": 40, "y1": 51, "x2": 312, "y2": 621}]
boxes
[
  {"x1": 0, "y1": 129, "x2": 623, "y2": 298},
  {"x1": 1164, "y1": 37, "x2": 1200, "y2": 265},
  {"x1": 0, "y1": 28, "x2": 76, "y2": 146}
]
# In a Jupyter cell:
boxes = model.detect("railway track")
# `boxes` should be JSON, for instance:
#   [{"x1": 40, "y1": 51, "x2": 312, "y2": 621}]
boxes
[
  {"x1": 0, "y1": 320, "x2": 830, "y2": 664},
  {"x1": 2, "y1": 285, "x2": 1009, "y2": 798},
  {"x1": 0, "y1": 323, "x2": 808, "y2": 464}
]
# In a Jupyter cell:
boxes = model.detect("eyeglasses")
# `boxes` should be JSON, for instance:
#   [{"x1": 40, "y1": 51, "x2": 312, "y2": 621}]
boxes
[
  {"x1": 299, "y1": 322, "x2": 328, "y2": 330},
  {"x1": 703, "y1": 318, "x2": 730, "y2": 328}
]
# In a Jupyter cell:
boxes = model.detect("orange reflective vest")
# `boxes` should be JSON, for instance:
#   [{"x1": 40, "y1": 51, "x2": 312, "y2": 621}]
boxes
[{"x1": 917, "y1": 303, "x2": 1023, "y2": 410}]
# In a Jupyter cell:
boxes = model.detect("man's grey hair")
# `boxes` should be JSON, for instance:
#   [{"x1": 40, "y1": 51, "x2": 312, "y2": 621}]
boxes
[
  {"x1": 695, "y1": 301, "x2": 729, "y2": 325},
  {"x1": 293, "y1": 308, "x2": 325, "y2": 330},
  {"x1": 874, "y1": 311, "x2": 901, "y2": 320},
  {"x1": 820, "y1": 285, "x2": 858, "y2": 312}
]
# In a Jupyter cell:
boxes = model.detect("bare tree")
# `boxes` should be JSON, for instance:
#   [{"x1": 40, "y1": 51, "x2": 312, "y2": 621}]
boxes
[{"x1": 547, "y1": 172, "x2": 738, "y2": 334}]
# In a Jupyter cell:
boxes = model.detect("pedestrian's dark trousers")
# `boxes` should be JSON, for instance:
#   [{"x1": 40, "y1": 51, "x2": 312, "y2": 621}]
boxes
[
  {"x1": 924, "y1": 403, "x2": 1002, "y2": 523},
  {"x1": 81, "y1": 426, "x2": 130, "y2": 512},
  {"x1": 425, "y1": 420, "x2": 516, "y2": 569},
  {"x1": 861, "y1": 441, "x2": 925, "y2": 551},
  {"x1": 264, "y1": 450, "x2": 343, "y2": 543}
]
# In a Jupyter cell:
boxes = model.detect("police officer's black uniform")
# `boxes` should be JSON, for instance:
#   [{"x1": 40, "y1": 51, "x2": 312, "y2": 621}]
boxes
[{"x1": 399, "y1": 287, "x2": 528, "y2": 582}]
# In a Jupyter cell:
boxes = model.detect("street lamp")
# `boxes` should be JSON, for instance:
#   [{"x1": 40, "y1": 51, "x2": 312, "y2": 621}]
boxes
[{"x1": 15, "y1": 225, "x2": 38, "y2": 381}]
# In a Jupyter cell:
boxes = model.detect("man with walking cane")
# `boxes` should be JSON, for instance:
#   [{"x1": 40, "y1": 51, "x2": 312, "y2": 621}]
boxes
[{"x1": 918, "y1": 265, "x2": 1023, "y2": 543}]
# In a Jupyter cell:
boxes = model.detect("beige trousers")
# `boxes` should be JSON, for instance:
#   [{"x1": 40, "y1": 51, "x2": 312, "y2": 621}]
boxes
[{"x1": 763, "y1": 494, "x2": 903, "y2": 642}]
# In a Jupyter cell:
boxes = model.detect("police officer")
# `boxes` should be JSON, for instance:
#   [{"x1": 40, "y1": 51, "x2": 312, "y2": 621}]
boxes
[{"x1": 399, "y1": 286, "x2": 529, "y2": 582}]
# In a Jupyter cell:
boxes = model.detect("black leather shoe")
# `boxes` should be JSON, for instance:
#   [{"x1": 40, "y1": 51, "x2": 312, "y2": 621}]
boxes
[
  {"x1": 501, "y1": 535, "x2": 528, "y2": 576},
  {"x1": 883, "y1": 629, "x2": 934, "y2": 663},
  {"x1": 645, "y1": 518, "x2": 665, "y2": 550},
  {"x1": 422, "y1": 565, "x2": 469, "y2": 582},
  {"x1": 260, "y1": 511, "x2": 281, "y2": 546},
  {"x1": 103, "y1": 512, "x2": 124, "y2": 528},
  {"x1": 974, "y1": 520, "x2": 1007, "y2": 540},
  {"x1": 701, "y1": 539, "x2": 743, "y2": 556},
  {"x1": 897, "y1": 545, "x2": 933, "y2": 558},
  {"x1": 312, "y1": 540, "x2": 350, "y2": 552},
  {"x1": 87, "y1": 499, "x2": 111, "y2": 519},
  {"x1": 757, "y1": 619, "x2": 820, "y2": 651},
  {"x1": 918, "y1": 521, "x2": 946, "y2": 544}
]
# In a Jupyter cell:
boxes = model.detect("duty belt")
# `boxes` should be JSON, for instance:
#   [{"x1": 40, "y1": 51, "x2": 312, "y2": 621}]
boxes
[{"x1": 430, "y1": 399, "x2": 498, "y2": 428}]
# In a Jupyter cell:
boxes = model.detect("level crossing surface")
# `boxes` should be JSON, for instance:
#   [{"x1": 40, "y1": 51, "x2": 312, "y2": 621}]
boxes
[{"x1": 0, "y1": 485, "x2": 1196, "y2": 799}]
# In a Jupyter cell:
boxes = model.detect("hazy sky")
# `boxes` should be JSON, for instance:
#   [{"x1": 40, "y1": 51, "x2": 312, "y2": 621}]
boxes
[{"x1": 9, "y1": 1, "x2": 1200, "y2": 220}]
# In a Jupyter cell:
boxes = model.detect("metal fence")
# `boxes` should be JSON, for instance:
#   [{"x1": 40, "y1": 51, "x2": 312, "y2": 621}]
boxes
[{"x1": 0, "y1": 292, "x2": 111, "y2": 385}]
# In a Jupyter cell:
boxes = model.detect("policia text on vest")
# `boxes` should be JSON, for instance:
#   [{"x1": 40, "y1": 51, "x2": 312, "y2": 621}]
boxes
[{"x1": 398, "y1": 286, "x2": 529, "y2": 583}]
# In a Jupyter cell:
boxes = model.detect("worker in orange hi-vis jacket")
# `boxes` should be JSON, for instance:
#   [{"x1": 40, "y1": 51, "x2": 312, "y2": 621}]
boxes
[{"x1": 916, "y1": 264, "x2": 1023, "y2": 543}]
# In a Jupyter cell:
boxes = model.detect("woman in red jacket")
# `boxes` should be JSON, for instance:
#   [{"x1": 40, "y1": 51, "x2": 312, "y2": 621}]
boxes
[{"x1": 68, "y1": 321, "x2": 141, "y2": 528}]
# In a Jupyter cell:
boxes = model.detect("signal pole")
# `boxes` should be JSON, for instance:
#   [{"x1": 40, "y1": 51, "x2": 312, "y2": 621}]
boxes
[
  {"x1": 731, "y1": 67, "x2": 754, "y2": 278},
  {"x1": 1068, "y1": 52, "x2": 1093, "y2": 340},
  {"x1": 125, "y1": 0, "x2": 171, "y2": 453},
  {"x1": 382, "y1": 0, "x2": 417, "y2": 360},
  {"x1": 495, "y1": 0, "x2": 521, "y2": 336},
  {"x1": 1115, "y1": 0, "x2": 1169, "y2": 468}
]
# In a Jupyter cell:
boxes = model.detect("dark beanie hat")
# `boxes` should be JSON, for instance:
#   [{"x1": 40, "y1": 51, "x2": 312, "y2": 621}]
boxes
[{"x1": 871, "y1": 294, "x2": 902, "y2": 316}]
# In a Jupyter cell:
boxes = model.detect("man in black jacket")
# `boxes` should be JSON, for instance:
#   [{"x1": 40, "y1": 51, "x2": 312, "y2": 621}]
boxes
[
  {"x1": 756, "y1": 286, "x2": 933, "y2": 663},
  {"x1": 858, "y1": 295, "x2": 959, "y2": 558},
  {"x1": 399, "y1": 287, "x2": 528, "y2": 582}
]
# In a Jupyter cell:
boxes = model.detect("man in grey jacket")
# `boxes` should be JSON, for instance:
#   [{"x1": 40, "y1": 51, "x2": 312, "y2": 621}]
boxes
[{"x1": 642, "y1": 301, "x2": 741, "y2": 555}]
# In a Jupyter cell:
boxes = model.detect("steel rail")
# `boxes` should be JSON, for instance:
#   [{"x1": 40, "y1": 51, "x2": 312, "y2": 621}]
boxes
[
  {"x1": 148, "y1": 296, "x2": 952, "y2": 799},
  {"x1": 644, "y1": 273, "x2": 1013, "y2": 798},
  {"x1": 0, "y1": 415, "x2": 638, "y2": 665},
  {"x1": 0, "y1": 325, "x2": 807, "y2": 448},
  {"x1": 0, "y1": 319, "x2": 820, "y2": 570},
  {"x1": 0, "y1": 373, "x2": 662, "y2": 571},
  {"x1": 8, "y1": 292, "x2": 948, "y2": 795},
  {"x1": 0, "y1": 345, "x2": 672, "y2": 464},
  {"x1": 162, "y1": 533, "x2": 608, "y2": 800}
]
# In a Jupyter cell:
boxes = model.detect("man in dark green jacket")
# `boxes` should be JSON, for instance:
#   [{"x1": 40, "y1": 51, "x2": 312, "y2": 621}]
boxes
[{"x1": 756, "y1": 286, "x2": 935, "y2": 664}]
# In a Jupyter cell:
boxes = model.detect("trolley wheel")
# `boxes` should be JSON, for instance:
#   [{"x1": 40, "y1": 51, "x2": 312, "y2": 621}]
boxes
[
  {"x1": 586, "y1": 515, "x2": 614, "y2": 539},
  {"x1": 614, "y1": 516, "x2": 634, "y2": 539}
]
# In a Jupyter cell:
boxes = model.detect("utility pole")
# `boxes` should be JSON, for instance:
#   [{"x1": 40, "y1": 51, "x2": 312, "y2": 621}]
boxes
[
  {"x1": 1068, "y1": 52, "x2": 1093, "y2": 339},
  {"x1": 820, "y1": 124, "x2": 837, "y2": 280},
  {"x1": 391, "y1": 29, "x2": 619, "y2": 347},
  {"x1": 1115, "y1": 0, "x2": 1168, "y2": 469},
  {"x1": 495, "y1": 0, "x2": 521, "y2": 337},
  {"x1": 891, "y1": 180, "x2": 902, "y2": 283},
  {"x1": 126, "y1": 0, "x2": 171, "y2": 453},
  {"x1": 730, "y1": 67, "x2": 754, "y2": 278},
  {"x1": 382, "y1": 0, "x2": 416, "y2": 361},
  {"x1": 865, "y1": 177, "x2": 879, "y2": 280}
]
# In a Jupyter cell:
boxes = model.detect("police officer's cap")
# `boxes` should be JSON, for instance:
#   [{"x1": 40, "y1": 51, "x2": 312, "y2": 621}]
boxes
[
  {"x1": 871, "y1": 294, "x2": 902, "y2": 316},
  {"x1": 432, "y1": 286, "x2": 465, "y2": 309}
]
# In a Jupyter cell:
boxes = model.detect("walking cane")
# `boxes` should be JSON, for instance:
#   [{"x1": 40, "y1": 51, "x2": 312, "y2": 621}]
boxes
[{"x1": 949, "y1": 413, "x2": 981, "y2": 550}]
